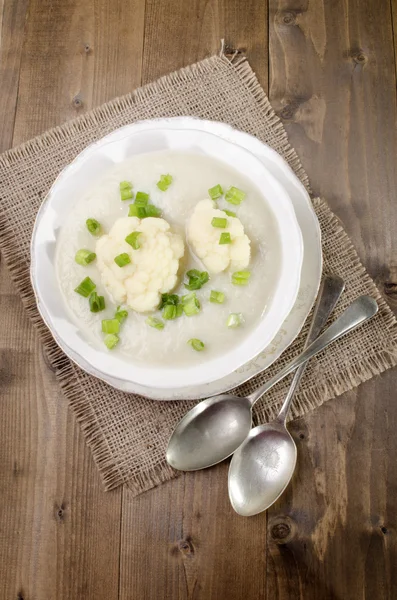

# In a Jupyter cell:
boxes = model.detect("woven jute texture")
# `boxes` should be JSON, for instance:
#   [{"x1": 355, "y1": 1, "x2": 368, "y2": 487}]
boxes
[{"x1": 1, "y1": 53, "x2": 397, "y2": 494}]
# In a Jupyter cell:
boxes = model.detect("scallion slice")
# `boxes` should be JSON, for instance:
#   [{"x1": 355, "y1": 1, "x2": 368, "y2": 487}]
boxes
[
  {"x1": 101, "y1": 319, "x2": 120, "y2": 334},
  {"x1": 114, "y1": 253, "x2": 131, "y2": 267},
  {"x1": 115, "y1": 307, "x2": 128, "y2": 324},
  {"x1": 104, "y1": 333, "x2": 119, "y2": 349},
  {"x1": 157, "y1": 174, "x2": 173, "y2": 191},
  {"x1": 225, "y1": 186, "x2": 246, "y2": 205},
  {"x1": 120, "y1": 181, "x2": 132, "y2": 190},
  {"x1": 188, "y1": 338, "x2": 205, "y2": 351},
  {"x1": 145, "y1": 204, "x2": 162, "y2": 218},
  {"x1": 223, "y1": 209, "x2": 237, "y2": 218},
  {"x1": 146, "y1": 316, "x2": 165, "y2": 330},
  {"x1": 89, "y1": 291, "x2": 105, "y2": 312},
  {"x1": 159, "y1": 293, "x2": 179, "y2": 309},
  {"x1": 176, "y1": 304, "x2": 183, "y2": 318},
  {"x1": 86, "y1": 218, "x2": 102, "y2": 236},
  {"x1": 208, "y1": 184, "x2": 223, "y2": 200},
  {"x1": 219, "y1": 232, "x2": 231, "y2": 245},
  {"x1": 75, "y1": 249, "x2": 96, "y2": 266},
  {"x1": 74, "y1": 276, "x2": 96, "y2": 297},
  {"x1": 182, "y1": 292, "x2": 201, "y2": 316},
  {"x1": 128, "y1": 204, "x2": 147, "y2": 218},
  {"x1": 135, "y1": 191, "x2": 149, "y2": 206},
  {"x1": 128, "y1": 203, "x2": 161, "y2": 218},
  {"x1": 227, "y1": 313, "x2": 244, "y2": 328},
  {"x1": 231, "y1": 270, "x2": 251, "y2": 285},
  {"x1": 163, "y1": 304, "x2": 177, "y2": 320},
  {"x1": 211, "y1": 217, "x2": 227, "y2": 228},
  {"x1": 119, "y1": 181, "x2": 133, "y2": 201},
  {"x1": 125, "y1": 231, "x2": 141, "y2": 249},
  {"x1": 210, "y1": 290, "x2": 225, "y2": 304},
  {"x1": 184, "y1": 269, "x2": 209, "y2": 291}
]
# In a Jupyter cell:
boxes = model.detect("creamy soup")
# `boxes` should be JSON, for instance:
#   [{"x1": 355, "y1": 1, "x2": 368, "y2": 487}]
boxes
[{"x1": 56, "y1": 151, "x2": 282, "y2": 367}]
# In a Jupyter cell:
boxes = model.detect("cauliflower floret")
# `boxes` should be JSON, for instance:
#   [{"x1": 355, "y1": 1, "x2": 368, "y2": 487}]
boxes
[
  {"x1": 96, "y1": 217, "x2": 184, "y2": 312},
  {"x1": 187, "y1": 199, "x2": 251, "y2": 274}
]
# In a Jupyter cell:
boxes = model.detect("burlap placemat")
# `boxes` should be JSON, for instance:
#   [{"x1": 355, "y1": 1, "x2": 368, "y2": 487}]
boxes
[{"x1": 1, "y1": 52, "x2": 397, "y2": 494}]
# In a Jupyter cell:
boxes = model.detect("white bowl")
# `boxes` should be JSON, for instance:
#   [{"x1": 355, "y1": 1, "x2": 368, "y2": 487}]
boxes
[{"x1": 31, "y1": 125, "x2": 304, "y2": 389}]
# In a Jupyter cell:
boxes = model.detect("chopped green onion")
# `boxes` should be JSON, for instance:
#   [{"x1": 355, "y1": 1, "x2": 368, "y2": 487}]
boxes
[
  {"x1": 146, "y1": 316, "x2": 165, "y2": 330},
  {"x1": 128, "y1": 204, "x2": 147, "y2": 218},
  {"x1": 210, "y1": 290, "x2": 225, "y2": 304},
  {"x1": 227, "y1": 313, "x2": 244, "y2": 328},
  {"x1": 115, "y1": 307, "x2": 128, "y2": 324},
  {"x1": 114, "y1": 253, "x2": 131, "y2": 267},
  {"x1": 208, "y1": 184, "x2": 223, "y2": 200},
  {"x1": 89, "y1": 291, "x2": 105, "y2": 312},
  {"x1": 225, "y1": 186, "x2": 246, "y2": 205},
  {"x1": 211, "y1": 217, "x2": 227, "y2": 228},
  {"x1": 86, "y1": 218, "x2": 102, "y2": 236},
  {"x1": 75, "y1": 249, "x2": 96, "y2": 266},
  {"x1": 135, "y1": 191, "x2": 149, "y2": 206},
  {"x1": 163, "y1": 304, "x2": 177, "y2": 320},
  {"x1": 231, "y1": 270, "x2": 251, "y2": 285},
  {"x1": 74, "y1": 276, "x2": 96, "y2": 297},
  {"x1": 159, "y1": 293, "x2": 179, "y2": 309},
  {"x1": 157, "y1": 174, "x2": 173, "y2": 191},
  {"x1": 219, "y1": 232, "x2": 231, "y2": 245},
  {"x1": 145, "y1": 204, "x2": 162, "y2": 218},
  {"x1": 104, "y1": 333, "x2": 119, "y2": 349},
  {"x1": 101, "y1": 319, "x2": 120, "y2": 334},
  {"x1": 176, "y1": 304, "x2": 183, "y2": 318},
  {"x1": 125, "y1": 231, "x2": 141, "y2": 249},
  {"x1": 128, "y1": 203, "x2": 161, "y2": 218},
  {"x1": 182, "y1": 292, "x2": 201, "y2": 316},
  {"x1": 184, "y1": 269, "x2": 209, "y2": 291},
  {"x1": 223, "y1": 209, "x2": 237, "y2": 218},
  {"x1": 188, "y1": 338, "x2": 205, "y2": 351},
  {"x1": 121, "y1": 189, "x2": 134, "y2": 201},
  {"x1": 119, "y1": 181, "x2": 133, "y2": 201},
  {"x1": 120, "y1": 181, "x2": 132, "y2": 190}
]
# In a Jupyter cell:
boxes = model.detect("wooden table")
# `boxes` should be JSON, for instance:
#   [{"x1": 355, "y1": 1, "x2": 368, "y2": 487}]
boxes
[{"x1": 1, "y1": 1, "x2": 396, "y2": 598}]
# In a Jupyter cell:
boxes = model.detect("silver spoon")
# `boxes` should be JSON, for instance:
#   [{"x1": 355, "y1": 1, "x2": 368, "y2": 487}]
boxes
[
  {"x1": 228, "y1": 275, "x2": 344, "y2": 516},
  {"x1": 166, "y1": 294, "x2": 378, "y2": 471}
]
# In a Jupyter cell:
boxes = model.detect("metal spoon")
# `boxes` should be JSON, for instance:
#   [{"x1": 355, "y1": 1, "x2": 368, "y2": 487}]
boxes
[
  {"x1": 166, "y1": 294, "x2": 378, "y2": 471},
  {"x1": 228, "y1": 275, "x2": 344, "y2": 516}
]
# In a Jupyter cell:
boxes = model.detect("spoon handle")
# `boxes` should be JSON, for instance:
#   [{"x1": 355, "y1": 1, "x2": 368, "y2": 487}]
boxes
[
  {"x1": 276, "y1": 274, "x2": 345, "y2": 423},
  {"x1": 248, "y1": 295, "x2": 378, "y2": 406}
]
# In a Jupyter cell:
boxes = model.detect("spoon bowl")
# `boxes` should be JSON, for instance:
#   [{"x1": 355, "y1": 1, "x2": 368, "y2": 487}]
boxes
[
  {"x1": 166, "y1": 394, "x2": 252, "y2": 471},
  {"x1": 166, "y1": 295, "x2": 378, "y2": 472},
  {"x1": 228, "y1": 422, "x2": 297, "y2": 516}
]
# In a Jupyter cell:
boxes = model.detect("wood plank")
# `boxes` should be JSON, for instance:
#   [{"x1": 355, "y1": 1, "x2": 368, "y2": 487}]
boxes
[
  {"x1": 0, "y1": 0, "x2": 29, "y2": 151},
  {"x1": 120, "y1": 463, "x2": 267, "y2": 600},
  {"x1": 141, "y1": 0, "x2": 268, "y2": 89},
  {"x1": 117, "y1": 5, "x2": 270, "y2": 599},
  {"x1": 392, "y1": 0, "x2": 397, "y2": 76},
  {"x1": 268, "y1": 0, "x2": 397, "y2": 597},
  {"x1": 0, "y1": 266, "x2": 123, "y2": 600},
  {"x1": 1, "y1": 0, "x2": 145, "y2": 598},
  {"x1": 12, "y1": 0, "x2": 145, "y2": 144}
]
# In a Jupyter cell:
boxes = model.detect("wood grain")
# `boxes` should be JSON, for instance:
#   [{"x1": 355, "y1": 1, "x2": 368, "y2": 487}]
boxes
[
  {"x1": 141, "y1": 0, "x2": 268, "y2": 88},
  {"x1": 0, "y1": 0, "x2": 28, "y2": 151},
  {"x1": 12, "y1": 0, "x2": 145, "y2": 144},
  {"x1": 120, "y1": 464, "x2": 267, "y2": 600},
  {"x1": 268, "y1": 0, "x2": 397, "y2": 597},
  {"x1": 1, "y1": 0, "x2": 145, "y2": 598}
]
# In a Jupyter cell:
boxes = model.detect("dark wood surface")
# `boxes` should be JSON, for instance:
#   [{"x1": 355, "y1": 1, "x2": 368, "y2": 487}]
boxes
[{"x1": 0, "y1": 1, "x2": 396, "y2": 598}]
